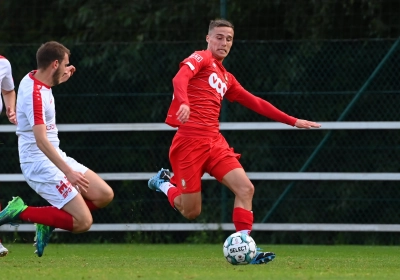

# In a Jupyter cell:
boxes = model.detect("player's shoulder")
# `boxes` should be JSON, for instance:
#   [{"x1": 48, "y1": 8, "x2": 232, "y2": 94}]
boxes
[
  {"x1": 225, "y1": 71, "x2": 240, "y2": 87},
  {"x1": 0, "y1": 55, "x2": 11, "y2": 67},
  {"x1": 18, "y1": 72, "x2": 34, "y2": 89},
  {"x1": 226, "y1": 71, "x2": 236, "y2": 80},
  {"x1": 187, "y1": 50, "x2": 212, "y2": 62}
]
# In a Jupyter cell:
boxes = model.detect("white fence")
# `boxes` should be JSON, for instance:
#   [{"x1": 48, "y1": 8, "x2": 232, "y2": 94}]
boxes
[{"x1": 1, "y1": 122, "x2": 399, "y2": 232}]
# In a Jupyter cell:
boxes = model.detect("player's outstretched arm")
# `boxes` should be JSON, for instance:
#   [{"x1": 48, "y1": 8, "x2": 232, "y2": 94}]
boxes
[
  {"x1": 294, "y1": 119, "x2": 321, "y2": 129},
  {"x1": 230, "y1": 86, "x2": 321, "y2": 128}
]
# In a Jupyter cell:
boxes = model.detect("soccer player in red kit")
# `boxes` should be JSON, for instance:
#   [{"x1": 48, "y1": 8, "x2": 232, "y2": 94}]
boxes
[{"x1": 148, "y1": 19, "x2": 321, "y2": 264}]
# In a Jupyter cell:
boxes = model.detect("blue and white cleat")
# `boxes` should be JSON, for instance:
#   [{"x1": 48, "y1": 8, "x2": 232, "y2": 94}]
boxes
[
  {"x1": 148, "y1": 168, "x2": 171, "y2": 192},
  {"x1": 250, "y1": 250, "x2": 276, "y2": 264},
  {"x1": 34, "y1": 224, "x2": 55, "y2": 257}
]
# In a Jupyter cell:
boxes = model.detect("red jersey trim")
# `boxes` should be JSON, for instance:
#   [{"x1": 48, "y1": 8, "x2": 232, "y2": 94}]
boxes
[
  {"x1": 29, "y1": 71, "x2": 48, "y2": 125},
  {"x1": 32, "y1": 85, "x2": 44, "y2": 125},
  {"x1": 29, "y1": 71, "x2": 51, "y2": 89}
]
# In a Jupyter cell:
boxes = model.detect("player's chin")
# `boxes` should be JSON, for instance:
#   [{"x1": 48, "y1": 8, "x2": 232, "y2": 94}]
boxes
[{"x1": 52, "y1": 77, "x2": 62, "y2": 86}]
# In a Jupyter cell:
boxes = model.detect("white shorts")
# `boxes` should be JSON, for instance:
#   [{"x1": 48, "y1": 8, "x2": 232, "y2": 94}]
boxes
[{"x1": 20, "y1": 148, "x2": 88, "y2": 209}]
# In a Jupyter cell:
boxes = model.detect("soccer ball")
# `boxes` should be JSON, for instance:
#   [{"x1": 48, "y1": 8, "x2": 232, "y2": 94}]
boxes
[{"x1": 223, "y1": 232, "x2": 257, "y2": 265}]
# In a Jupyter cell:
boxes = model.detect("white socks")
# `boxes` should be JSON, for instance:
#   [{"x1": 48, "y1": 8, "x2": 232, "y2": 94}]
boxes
[{"x1": 159, "y1": 182, "x2": 175, "y2": 195}]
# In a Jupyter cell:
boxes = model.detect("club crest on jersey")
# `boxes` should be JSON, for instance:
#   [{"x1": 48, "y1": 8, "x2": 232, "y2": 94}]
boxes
[
  {"x1": 208, "y1": 72, "x2": 227, "y2": 97},
  {"x1": 189, "y1": 53, "x2": 203, "y2": 62}
]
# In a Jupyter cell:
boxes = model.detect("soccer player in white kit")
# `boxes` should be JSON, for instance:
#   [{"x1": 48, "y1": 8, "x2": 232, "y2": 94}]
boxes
[
  {"x1": 0, "y1": 55, "x2": 17, "y2": 257},
  {"x1": 0, "y1": 41, "x2": 114, "y2": 257},
  {"x1": 0, "y1": 55, "x2": 17, "y2": 125}
]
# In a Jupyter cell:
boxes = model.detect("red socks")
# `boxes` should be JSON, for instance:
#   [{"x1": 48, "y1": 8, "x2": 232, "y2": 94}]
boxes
[
  {"x1": 19, "y1": 206, "x2": 73, "y2": 231},
  {"x1": 233, "y1": 207, "x2": 253, "y2": 235},
  {"x1": 167, "y1": 187, "x2": 181, "y2": 208},
  {"x1": 84, "y1": 199, "x2": 99, "y2": 211},
  {"x1": 17, "y1": 200, "x2": 98, "y2": 232}
]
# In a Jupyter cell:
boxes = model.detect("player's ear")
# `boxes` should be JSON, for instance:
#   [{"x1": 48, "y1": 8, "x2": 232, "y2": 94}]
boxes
[
  {"x1": 206, "y1": 35, "x2": 210, "y2": 43},
  {"x1": 53, "y1": 60, "x2": 59, "y2": 70}
]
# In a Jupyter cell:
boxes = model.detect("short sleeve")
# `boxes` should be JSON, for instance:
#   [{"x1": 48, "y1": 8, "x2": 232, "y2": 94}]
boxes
[{"x1": 0, "y1": 58, "x2": 15, "y2": 91}]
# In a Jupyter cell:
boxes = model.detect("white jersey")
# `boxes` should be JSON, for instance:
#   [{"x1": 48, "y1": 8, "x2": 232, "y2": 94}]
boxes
[
  {"x1": 0, "y1": 56, "x2": 15, "y2": 113},
  {"x1": 16, "y1": 70, "x2": 60, "y2": 163}
]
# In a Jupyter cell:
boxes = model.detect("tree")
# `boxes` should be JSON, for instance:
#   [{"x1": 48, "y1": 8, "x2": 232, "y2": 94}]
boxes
[{"x1": 0, "y1": 0, "x2": 399, "y2": 44}]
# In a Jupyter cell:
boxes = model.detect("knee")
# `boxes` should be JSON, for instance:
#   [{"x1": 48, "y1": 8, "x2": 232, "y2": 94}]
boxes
[
  {"x1": 183, "y1": 208, "x2": 201, "y2": 220},
  {"x1": 73, "y1": 216, "x2": 93, "y2": 233},
  {"x1": 98, "y1": 188, "x2": 114, "y2": 208},
  {"x1": 237, "y1": 182, "x2": 254, "y2": 199},
  {"x1": 105, "y1": 188, "x2": 114, "y2": 204}
]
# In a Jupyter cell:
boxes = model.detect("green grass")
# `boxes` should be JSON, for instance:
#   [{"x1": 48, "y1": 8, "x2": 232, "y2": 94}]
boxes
[{"x1": 0, "y1": 244, "x2": 399, "y2": 279}]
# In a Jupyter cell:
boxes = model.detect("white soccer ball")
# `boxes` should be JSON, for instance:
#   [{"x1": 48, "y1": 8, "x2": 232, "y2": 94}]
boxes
[{"x1": 223, "y1": 232, "x2": 257, "y2": 265}]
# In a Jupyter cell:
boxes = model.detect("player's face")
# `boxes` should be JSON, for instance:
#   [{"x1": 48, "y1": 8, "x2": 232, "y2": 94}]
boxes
[
  {"x1": 52, "y1": 53, "x2": 69, "y2": 86},
  {"x1": 206, "y1": 26, "x2": 234, "y2": 62}
]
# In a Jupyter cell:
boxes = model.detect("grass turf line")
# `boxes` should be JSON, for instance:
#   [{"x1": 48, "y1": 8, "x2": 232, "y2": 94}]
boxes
[{"x1": 0, "y1": 244, "x2": 399, "y2": 279}]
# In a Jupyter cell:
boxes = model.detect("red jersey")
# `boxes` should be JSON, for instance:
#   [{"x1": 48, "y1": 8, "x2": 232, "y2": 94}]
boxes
[{"x1": 166, "y1": 50, "x2": 297, "y2": 133}]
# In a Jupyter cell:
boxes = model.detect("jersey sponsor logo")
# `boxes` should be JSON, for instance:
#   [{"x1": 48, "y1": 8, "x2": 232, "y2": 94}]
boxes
[
  {"x1": 189, "y1": 53, "x2": 203, "y2": 62},
  {"x1": 46, "y1": 123, "x2": 56, "y2": 131},
  {"x1": 56, "y1": 177, "x2": 73, "y2": 198},
  {"x1": 208, "y1": 72, "x2": 227, "y2": 97}
]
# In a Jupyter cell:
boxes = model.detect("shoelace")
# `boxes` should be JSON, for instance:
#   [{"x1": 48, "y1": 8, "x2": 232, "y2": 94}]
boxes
[{"x1": 160, "y1": 168, "x2": 171, "y2": 180}]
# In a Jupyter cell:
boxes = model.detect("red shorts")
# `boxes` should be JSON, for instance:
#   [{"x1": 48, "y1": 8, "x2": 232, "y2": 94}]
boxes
[{"x1": 169, "y1": 132, "x2": 242, "y2": 194}]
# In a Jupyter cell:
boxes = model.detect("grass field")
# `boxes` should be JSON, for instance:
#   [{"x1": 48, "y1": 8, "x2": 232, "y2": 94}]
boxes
[{"x1": 0, "y1": 244, "x2": 399, "y2": 279}]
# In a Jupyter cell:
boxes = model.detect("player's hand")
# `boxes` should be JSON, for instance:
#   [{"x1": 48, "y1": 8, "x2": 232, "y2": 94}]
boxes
[
  {"x1": 177, "y1": 104, "x2": 190, "y2": 124},
  {"x1": 6, "y1": 106, "x2": 17, "y2": 125},
  {"x1": 60, "y1": 65, "x2": 76, "y2": 83},
  {"x1": 294, "y1": 119, "x2": 321, "y2": 129},
  {"x1": 65, "y1": 170, "x2": 89, "y2": 193}
]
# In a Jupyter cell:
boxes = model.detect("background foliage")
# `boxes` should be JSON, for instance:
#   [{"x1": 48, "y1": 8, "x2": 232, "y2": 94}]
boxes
[
  {"x1": 1, "y1": 0, "x2": 400, "y2": 244},
  {"x1": 1, "y1": 0, "x2": 400, "y2": 43}
]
